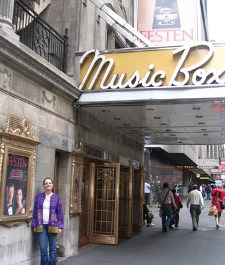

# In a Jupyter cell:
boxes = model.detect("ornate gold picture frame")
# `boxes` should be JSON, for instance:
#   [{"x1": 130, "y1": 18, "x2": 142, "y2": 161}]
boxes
[
  {"x1": 69, "y1": 152, "x2": 83, "y2": 216},
  {"x1": 0, "y1": 115, "x2": 39, "y2": 226}
]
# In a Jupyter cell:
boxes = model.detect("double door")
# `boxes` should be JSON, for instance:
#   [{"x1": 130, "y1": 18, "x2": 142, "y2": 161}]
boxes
[{"x1": 79, "y1": 162, "x2": 144, "y2": 246}]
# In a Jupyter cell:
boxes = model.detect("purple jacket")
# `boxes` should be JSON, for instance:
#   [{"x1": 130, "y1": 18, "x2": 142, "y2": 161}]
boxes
[{"x1": 32, "y1": 192, "x2": 64, "y2": 233}]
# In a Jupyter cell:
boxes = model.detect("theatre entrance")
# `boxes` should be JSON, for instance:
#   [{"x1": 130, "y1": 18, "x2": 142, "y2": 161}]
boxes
[{"x1": 79, "y1": 160, "x2": 144, "y2": 246}]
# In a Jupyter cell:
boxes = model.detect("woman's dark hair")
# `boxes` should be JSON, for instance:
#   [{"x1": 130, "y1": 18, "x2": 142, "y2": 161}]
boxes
[
  {"x1": 42, "y1": 178, "x2": 54, "y2": 185},
  {"x1": 163, "y1": 182, "x2": 169, "y2": 188},
  {"x1": 17, "y1": 187, "x2": 23, "y2": 194},
  {"x1": 7, "y1": 182, "x2": 15, "y2": 189}
]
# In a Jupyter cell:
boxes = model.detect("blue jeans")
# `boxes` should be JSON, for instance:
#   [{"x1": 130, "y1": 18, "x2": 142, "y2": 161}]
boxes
[
  {"x1": 161, "y1": 204, "x2": 173, "y2": 231},
  {"x1": 37, "y1": 224, "x2": 57, "y2": 265},
  {"x1": 145, "y1": 193, "x2": 150, "y2": 205}
]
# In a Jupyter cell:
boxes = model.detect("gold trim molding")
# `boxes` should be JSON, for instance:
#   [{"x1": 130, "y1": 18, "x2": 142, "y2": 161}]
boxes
[{"x1": 2, "y1": 115, "x2": 39, "y2": 142}]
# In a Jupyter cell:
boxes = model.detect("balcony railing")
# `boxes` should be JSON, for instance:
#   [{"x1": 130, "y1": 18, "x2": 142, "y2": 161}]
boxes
[{"x1": 13, "y1": 0, "x2": 68, "y2": 72}]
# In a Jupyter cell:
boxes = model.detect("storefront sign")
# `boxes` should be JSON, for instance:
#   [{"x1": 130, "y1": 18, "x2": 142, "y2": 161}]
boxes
[
  {"x1": 79, "y1": 42, "x2": 225, "y2": 90},
  {"x1": 82, "y1": 142, "x2": 119, "y2": 162}
]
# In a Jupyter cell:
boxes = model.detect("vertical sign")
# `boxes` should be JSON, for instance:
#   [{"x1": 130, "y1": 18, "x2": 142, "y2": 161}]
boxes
[{"x1": 138, "y1": 0, "x2": 198, "y2": 45}]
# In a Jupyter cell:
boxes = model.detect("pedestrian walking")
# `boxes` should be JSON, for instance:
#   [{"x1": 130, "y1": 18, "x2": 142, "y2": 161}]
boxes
[
  {"x1": 200, "y1": 184, "x2": 206, "y2": 198},
  {"x1": 186, "y1": 184, "x2": 204, "y2": 231},
  {"x1": 144, "y1": 180, "x2": 151, "y2": 205},
  {"x1": 32, "y1": 178, "x2": 64, "y2": 265},
  {"x1": 205, "y1": 184, "x2": 212, "y2": 200},
  {"x1": 169, "y1": 188, "x2": 182, "y2": 229},
  {"x1": 158, "y1": 182, "x2": 176, "y2": 232},
  {"x1": 211, "y1": 190, "x2": 223, "y2": 229}
]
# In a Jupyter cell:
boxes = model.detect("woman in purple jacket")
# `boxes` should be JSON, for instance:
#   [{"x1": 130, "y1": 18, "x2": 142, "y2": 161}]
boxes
[{"x1": 32, "y1": 178, "x2": 64, "y2": 265}]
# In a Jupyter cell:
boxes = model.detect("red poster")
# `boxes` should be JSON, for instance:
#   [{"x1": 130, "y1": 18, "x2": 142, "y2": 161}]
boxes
[{"x1": 138, "y1": 0, "x2": 198, "y2": 46}]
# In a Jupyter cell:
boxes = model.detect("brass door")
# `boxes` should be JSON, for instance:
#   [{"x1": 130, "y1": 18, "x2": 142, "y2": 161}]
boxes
[
  {"x1": 132, "y1": 168, "x2": 144, "y2": 233},
  {"x1": 118, "y1": 166, "x2": 133, "y2": 238},
  {"x1": 89, "y1": 163, "x2": 120, "y2": 244},
  {"x1": 79, "y1": 162, "x2": 90, "y2": 246}
]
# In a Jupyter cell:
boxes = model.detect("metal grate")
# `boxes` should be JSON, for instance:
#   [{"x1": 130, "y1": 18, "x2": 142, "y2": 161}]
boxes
[
  {"x1": 93, "y1": 167, "x2": 116, "y2": 235},
  {"x1": 13, "y1": 0, "x2": 68, "y2": 72}
]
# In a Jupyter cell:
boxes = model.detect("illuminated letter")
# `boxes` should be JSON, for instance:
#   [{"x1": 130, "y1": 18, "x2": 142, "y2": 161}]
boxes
[
  {"x1": 169, "y1": 42, "x2": 214, "y2": 86},
  {"x1": 79, "y1": 49, "x2": 114, "y2": 90}
]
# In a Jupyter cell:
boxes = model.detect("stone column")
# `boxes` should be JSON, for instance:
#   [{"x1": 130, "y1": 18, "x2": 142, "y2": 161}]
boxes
[{"x1": 0, "y1": 0, "x2": 19, "y2": 39}]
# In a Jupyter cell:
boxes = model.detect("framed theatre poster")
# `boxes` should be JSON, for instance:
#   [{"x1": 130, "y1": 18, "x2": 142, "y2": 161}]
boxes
[
  {"x1": 69, "y1": 153, "x2": 83, "y2": 216},
  {"x1": 0, "y1": 115, "x2": 40, "y2": 226},
  {"x1": 3, "y1": 152, "x2": 30, "y2": 216}
]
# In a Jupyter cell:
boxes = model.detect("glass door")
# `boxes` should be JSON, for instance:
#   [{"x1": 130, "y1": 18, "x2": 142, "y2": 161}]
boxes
[{"x1": 89, "y1": 163, "x2": 120, "y2": 244}]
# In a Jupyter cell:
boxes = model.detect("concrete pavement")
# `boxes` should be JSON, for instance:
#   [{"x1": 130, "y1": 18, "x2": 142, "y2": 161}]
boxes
[{"x1": 58, "y1": 199, "x2": 225, "y2": 265}]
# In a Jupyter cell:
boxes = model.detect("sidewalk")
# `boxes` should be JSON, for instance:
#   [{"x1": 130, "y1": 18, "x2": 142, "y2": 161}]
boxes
[{"x1": 59, "y1": 199, "x2": 225, "y2": 265}]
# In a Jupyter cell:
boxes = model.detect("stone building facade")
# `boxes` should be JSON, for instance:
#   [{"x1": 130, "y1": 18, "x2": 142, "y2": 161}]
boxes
[{"x1": 0, "y1": 1, "x2": 144, "y2": 264}]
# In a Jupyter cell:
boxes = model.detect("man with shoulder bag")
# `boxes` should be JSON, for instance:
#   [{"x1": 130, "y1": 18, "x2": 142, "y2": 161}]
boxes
[{"x1": 158, "y1": 182, "x2": 176, "y2": 232}]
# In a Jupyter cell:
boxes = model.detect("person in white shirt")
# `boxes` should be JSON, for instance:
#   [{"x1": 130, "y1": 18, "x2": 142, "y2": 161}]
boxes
[
  {"x1": 144, "y1": 180, "x2": 151, "y2": 205},
  {"x1": 186, "y1": 184, "x2": 204, "y2": 231}
]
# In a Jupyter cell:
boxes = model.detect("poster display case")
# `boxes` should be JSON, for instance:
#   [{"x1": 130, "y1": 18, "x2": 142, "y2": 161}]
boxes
[{"x1": 0, "y1": 115, "x2": 39, "y2": 226}]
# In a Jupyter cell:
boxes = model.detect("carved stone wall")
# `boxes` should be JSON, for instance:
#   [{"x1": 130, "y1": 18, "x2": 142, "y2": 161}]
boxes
[
  {"x1": 0, "y1": 63, "x2": 12, "y2": 91},
  {"x1": 0, "y1": 24, "x2": 78, "y2": 264},
  {"x1": 75, "y1": 108, "x2": 143, "y2": 161},
  {"x1": 0, "y1": 1, "x2": 142, "y2": 264}
]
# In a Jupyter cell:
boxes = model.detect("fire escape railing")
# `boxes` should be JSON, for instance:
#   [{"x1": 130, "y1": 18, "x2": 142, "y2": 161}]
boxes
[{"x1": 13, "y1": 0, "x2": 68, "y2": 72}]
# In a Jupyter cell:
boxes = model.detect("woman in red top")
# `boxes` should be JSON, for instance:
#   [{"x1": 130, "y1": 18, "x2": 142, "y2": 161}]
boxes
[
  {"x1": 212, "y1": 190, "x2": 223, "y2": 229},
  {"x1": 169, "y1": 188, "x2": 182, "y2": 229}
]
